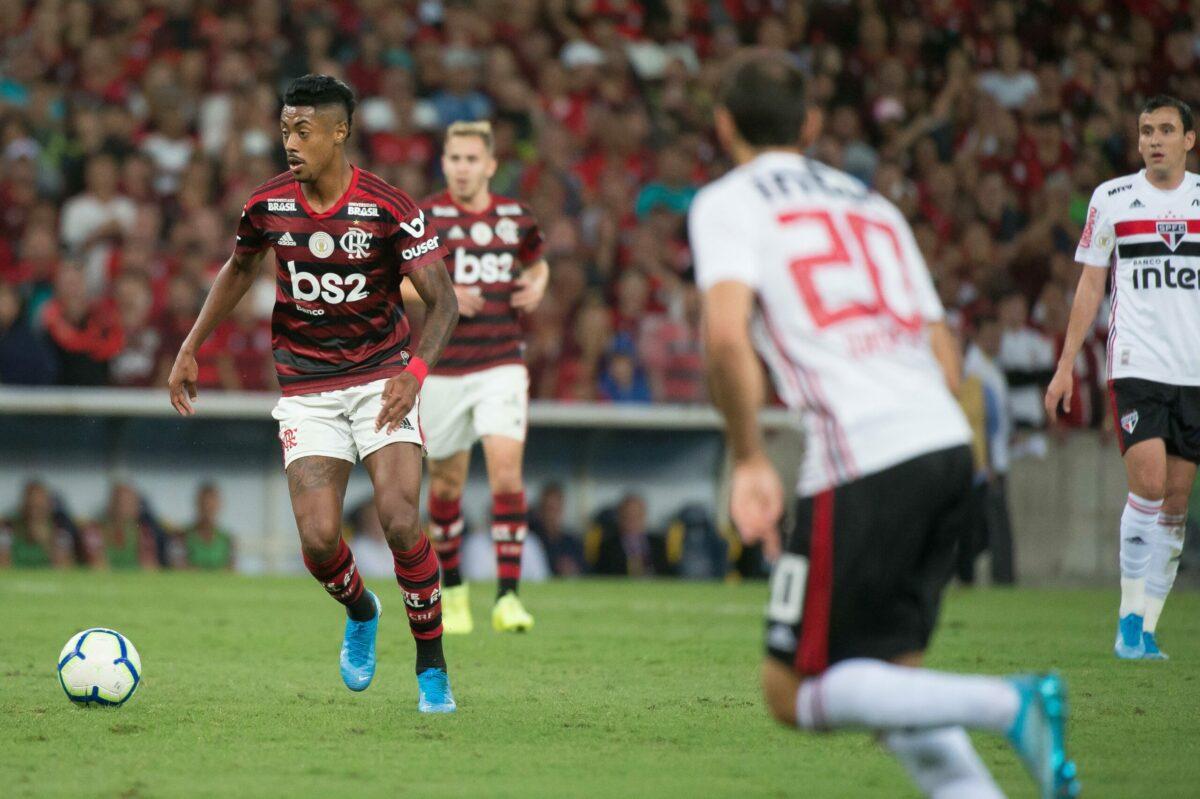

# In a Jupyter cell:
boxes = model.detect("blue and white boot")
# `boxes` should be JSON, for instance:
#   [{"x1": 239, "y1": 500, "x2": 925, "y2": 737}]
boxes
[
  {"x1": 1114, "y1": 613, "x2": 1145, "y2": 659},
  {"x1": 417, "y1": 668, "x2": 457, "y2": 713},
  {"x1": 1142, "y1": 630, "x2": 1168, "y2": 660},
  {"x1": 340, "y1": 591, "x2": 381, "y2": 691},
  {"x1": 1006, "y1": 673, "x2": 1080, "y2": 799}
]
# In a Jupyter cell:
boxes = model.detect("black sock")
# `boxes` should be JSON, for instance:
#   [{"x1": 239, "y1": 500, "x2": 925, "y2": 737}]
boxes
[
  {"x1": 497, "y1": 578, "x2": 518, "y2": 599},
  {"x1": 346, "y1": 590, "x2": 377, "y2": 622},
  {"x1": 442, "y1": 564, "x2": 463, "y2": 588},
  {"x1": 415, "y1": 636, "x2": 446, "y2": 674}
]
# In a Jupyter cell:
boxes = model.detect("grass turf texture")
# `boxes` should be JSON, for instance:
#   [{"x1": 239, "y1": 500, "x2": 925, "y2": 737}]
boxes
[{"x1": 2, "y1": 573, "x2": 1198, "y2": 798}]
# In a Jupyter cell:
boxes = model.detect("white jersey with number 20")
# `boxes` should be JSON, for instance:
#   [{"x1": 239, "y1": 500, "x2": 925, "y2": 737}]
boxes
[{"x1": 691, "y1": 152, "x2": 970, "y2": 497}]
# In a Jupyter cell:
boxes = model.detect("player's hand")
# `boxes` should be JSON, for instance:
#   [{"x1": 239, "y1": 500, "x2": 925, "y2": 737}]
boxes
[
  {"x1": 375, "y1": 372, "x2": 419, "y2": 433},
  {"x1": 511, "y1": 269, "x2": 548, "y2": 313},
  {"x1": 1044, "y1": 365, "x2": 1074, "y2": 419},
  {"x1": 730, "y1": 454, "x2": 784, "y2": 561},
  {"x1": 454, "y1": 285, "x2": 485, "y2": 318},
  {"x1": 167, "y1": 349, "x2": 199, "y2": 416}
]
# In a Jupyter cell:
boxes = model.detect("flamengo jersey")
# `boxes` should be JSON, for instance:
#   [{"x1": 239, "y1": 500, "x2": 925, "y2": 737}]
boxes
[
  {"x1": 420, "y1": 191, "x2": 545, "y2": 375},
  {"x1": 690, "y1": 152, "x2": 970, "y2": 497},
  {"x1": 1076, "y1": 169, "x2": 1200, "y2": 384},
  {"x1": 236, "y1": 167, "x2": 448, "y2": 396}
]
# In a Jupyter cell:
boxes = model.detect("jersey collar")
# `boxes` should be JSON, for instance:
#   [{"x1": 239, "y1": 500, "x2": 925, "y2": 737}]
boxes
[{"x1": 295, "y1": 165, "x2": 360, "y2": 220}]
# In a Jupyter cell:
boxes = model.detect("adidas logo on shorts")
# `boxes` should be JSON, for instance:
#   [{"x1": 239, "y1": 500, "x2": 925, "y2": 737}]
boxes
[{"x1": 399, "y1": 418, "x2": 414, "y2": 431}]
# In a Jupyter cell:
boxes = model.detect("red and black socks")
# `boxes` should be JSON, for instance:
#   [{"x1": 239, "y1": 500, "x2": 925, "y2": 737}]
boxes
[
  {"x1": 303, "y1": 539, "x2": 376, "y2": 621},
  {"x1": 492, "y1": 491, "x2": 527, "y2": 598},
  {"x1": 392, "y1": 536, "x2": 446, "y2": 673},
  {"x1": 428, "y1": 493, "x2": 464, "y2": 588}
]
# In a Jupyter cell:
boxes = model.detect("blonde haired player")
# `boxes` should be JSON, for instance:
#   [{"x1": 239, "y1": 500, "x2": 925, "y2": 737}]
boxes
[
  {"x1": 404, "y1": 121, "x2": 549, "y2": 633},
  {"x1": 1046, "y1": 95, "x2": 1200, "y2": 660}
]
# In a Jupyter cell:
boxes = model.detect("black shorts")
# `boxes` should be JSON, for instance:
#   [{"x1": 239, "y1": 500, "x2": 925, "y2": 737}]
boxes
[
  {"x1": 765, "y1": 445, "x2": 973, "y2": 676},
  {"x1": 1108, "y1": 378, "x2": 1200, "y2": 463}
]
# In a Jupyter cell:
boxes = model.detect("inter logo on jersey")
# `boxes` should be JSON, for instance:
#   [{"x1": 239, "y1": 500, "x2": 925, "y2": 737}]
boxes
[{"x1": 1158, "y1": 221, "x2": 1187, "y2": 251}]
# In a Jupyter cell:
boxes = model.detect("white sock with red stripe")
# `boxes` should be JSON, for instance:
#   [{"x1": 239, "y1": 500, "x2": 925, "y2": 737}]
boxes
[
  {"x1": 1118, "y1": 492, "x2": 1159, "y2": 617},
  {"x1": 884, "y1": 727, "x2": 1003, "y2": 799},
  {"x1": 1144, "y1": 511, "x2": 1186, "y2": 633},
  {"x1": 795, "y1": 659, "x2": 1018, "y2": 733}
]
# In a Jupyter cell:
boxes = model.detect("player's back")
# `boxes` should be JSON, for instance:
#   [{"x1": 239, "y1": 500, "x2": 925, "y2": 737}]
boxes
[{"x1": 690, "y1": 152, "x2": 969, "y2": 496}]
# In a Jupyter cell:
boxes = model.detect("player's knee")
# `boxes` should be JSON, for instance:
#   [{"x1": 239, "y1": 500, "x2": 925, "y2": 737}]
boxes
[
  {"x1": 296, "y1": 519, "x2": 341, "y2": 562},
  {"x1": 490, "y1": 469, "x2": 522, "y2": 495},
  {"x1": 761, "y1": 659, "x2": 799, "y2": 727},
  {"x1": 429, "y1": 470, "x2": 465, "y2": 501},
  {"x1": 381, "y1": 501, "x2": 421, "y2": 550}
]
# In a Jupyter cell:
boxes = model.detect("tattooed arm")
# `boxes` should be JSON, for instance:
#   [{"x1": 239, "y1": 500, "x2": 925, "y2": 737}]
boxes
[
  {"x1": 376, "y1": 259, "x2": 459, "y2": 433},
  {"x1": 405, "y1": 258, "x2": 459, "y2": 367}
]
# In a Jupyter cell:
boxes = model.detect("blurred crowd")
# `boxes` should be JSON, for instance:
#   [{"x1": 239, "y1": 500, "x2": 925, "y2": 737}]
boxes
[
  {"x1": 1, "y1": 0, "x2": 1199, "y2": 412},
  {"x1": 1, "y1": 477, "x2": 767, "y2": 579},
  {"x1": 0, "y1": 479, "x2": 235, "y2": 570}
]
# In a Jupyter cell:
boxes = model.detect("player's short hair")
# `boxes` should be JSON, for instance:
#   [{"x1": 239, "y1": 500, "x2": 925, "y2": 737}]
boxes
[
  {"x1": 283, "y1": 74, "x2": 356, "y2": 134},
  {"x1": 445, "y1": 120, "x2": 495, "y2": 154},
  {"x1": 718, "y1": 50, "x2": 807, "y2": 147},
  {"x1": 1141, "y1": 94, "x2": 1194, "y2": 133}
]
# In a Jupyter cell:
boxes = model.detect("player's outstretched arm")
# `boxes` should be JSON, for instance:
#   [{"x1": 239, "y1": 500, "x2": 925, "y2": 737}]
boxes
[
  {"x1": 168, "y1": 250, "x2": 266, "y2": 416},
  {"x1": 375, "y1": 259, "x2": 459, "y2": 433},
  {"x1": 703, "y1": 280, "x2": 783, "y2": 559},
  {"x1": 1045, "y1": 264, "x2": 1108, "y2": 418}
]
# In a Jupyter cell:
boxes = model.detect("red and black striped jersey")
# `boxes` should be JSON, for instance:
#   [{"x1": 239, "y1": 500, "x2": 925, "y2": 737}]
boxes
[
  {"x1": 420, "y1": 190, "x2": 545, "y2": 376},
  {"x1": 236, "y1": 167, "x2": 448, "y2": 396}
]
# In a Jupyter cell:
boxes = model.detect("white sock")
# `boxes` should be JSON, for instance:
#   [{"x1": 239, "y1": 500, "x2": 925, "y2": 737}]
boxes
[
  {"x1": 884, "y1": 727, "x2": 1004, "y2": 799},
  {"x1": 1118, "y1": 493, "x2": 1159, "y2": 616},
  {"x1": 795, "y1": 659, "x2": 1019, "y2": 733},
  {"x1": 1144, "y1": 512, "x2": 1185, "y2": 633}
]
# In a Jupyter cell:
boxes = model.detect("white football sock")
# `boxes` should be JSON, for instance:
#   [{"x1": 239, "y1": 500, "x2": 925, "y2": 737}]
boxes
[
  {"x1": 1144, "y1": 512, "x2": 1185, "y2": 633},
  {"x1": 1118, "y1": 493, "x2": 1159, "y2": 617},
  {"x1": 795, "y1": 659, "x2": 1019, "y2": 733},
  {"x1": 884, "y1": 727, "x2": 1004, "y2": 799}
]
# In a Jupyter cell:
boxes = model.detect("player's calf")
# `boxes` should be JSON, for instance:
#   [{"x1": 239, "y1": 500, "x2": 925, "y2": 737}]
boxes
[
  {"x1": 302, "y1": 538, "x2": 377, "y2": 622},
  {"x1": 391, "y1": 536, "x2": 447, "y2": 673},
  {"x1": 428, "y1": 493, "x2": 465, "y2": 589}
]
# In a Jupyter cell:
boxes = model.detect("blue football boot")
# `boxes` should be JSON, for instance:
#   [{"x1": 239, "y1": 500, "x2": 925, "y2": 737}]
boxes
[
  {"x1": 1142, "y1": 631, "x2": 1168, "y2": 660},
  {"x1": 1114, "y1": 613, "x2": 1145, "y2": 659},
  {"x1": 417, "y1": 668, "x2": 457, "y2": 713},
  {"x1": 340, "y1": 591, "x2": 381, "y2": 692},
  {"x1": 1006, "y1": 673, "x2": 1080, "y2": 799}
]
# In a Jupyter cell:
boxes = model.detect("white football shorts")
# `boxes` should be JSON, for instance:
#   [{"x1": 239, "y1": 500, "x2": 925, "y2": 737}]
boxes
[
  {"x1": 271, "y1": 378, "x2": 423, "y2": 469},
  {"x1": 420, "y1": 364, "x2": 529, "y2": 460}
]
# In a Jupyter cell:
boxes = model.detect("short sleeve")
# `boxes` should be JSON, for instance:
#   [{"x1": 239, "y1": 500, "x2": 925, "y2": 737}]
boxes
[
  {"x1": 517, "y1": 216, "x2": 546, "y2": 263},
  {"x1": 1075, "y1": 187, "x2": 1115, "y2": 267},
  {"x1": 392, "y1": 208, "x2": 449, "y2": 274},
  {"x1": 234, "y1": 204, "x2": 268, "y2": 255},
  {"x1": 689, "y1": 185, "x2": 761, "y2": 291}
]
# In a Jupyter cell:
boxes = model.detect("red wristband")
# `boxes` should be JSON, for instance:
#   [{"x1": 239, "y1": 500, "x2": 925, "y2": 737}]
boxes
[{"x1": 406, "y1": 356, "x2": 429, "y2": 387}]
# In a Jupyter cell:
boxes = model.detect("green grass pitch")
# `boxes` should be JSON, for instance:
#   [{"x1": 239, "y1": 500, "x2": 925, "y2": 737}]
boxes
[{"x1": 2, "y1": 572, "x2": 1198, "y2": 798}]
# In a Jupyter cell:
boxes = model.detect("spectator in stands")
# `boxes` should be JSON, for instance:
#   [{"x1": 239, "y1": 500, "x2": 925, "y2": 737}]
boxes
[
  {"x1": 598, "y1": 336, "x2": 652, "y2": 403},
  {"x1": 965, "y1": 313, "x2": 1016, "y2": 584},
  {"x1": 39, "y1": 265, "x2": 123, "y2": 386},
  {"x1": 211, "y1": 296, "x2": 274, "y2": 391},
  {"x1": 634, "y1": 143, "x2": 698, "y2": 219},
  {"x1": 109, "y1": 272, "x2": 159, "y2": 387},
  {"x1": 183, "y1": 483, "x2": 235, "y2": 571},
  {"x1": 586, "y1": 493, "x2": 669, "y2": 577},
  {"x1": 996, "y1": 288, "x2": 1056, "y2": 431},
  {"x1": 666, "y1": 504, "x2": 728, "y2": 580},
  {"x1": 977, "y1": 35, "x2": 1039, "y2": 110},
  {"x1": 86, "y1": 483, "x2": 164, "y2": 570},
  {"x1": 0, "y1": 281, "x2": 58, "y2": 385},
  {"x1": 0, "y1": 480, "x2": 75, "y2": 569},
  {"x1": 58, "y1": 154, "x2": 136, "y2": 295},
  {"x1": 529, "y1": 482, "x2": 585, "y2": 577}
]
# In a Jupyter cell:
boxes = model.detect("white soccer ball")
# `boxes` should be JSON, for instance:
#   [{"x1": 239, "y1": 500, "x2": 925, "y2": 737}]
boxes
[{"x1": 57, "y1": 628, "x2": 142, "y2": 707}]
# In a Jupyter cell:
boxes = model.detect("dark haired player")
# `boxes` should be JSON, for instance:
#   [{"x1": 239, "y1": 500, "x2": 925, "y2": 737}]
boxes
[
  {"x1": 167, "y1": 75, "x2": 460, "y2": 713},
  {"x1": 694, "y1": 52, "x2": 1078, "y2": 798},
  {"x1": 1047, "y1": 95, "x2": 1200, "y2": 660}
]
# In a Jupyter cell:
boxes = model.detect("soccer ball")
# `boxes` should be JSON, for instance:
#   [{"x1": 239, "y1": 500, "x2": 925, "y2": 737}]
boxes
[{"x1": 57, "y1": 628, "x2": 142, "y2": 707}]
